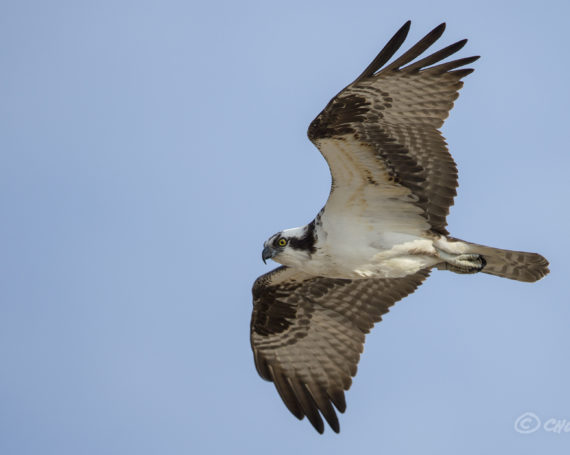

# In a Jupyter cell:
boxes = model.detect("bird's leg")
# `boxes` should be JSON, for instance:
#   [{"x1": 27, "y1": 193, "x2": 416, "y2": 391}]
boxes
[{"x1": 435, "y1": 248, "x2": 486, "y2": 274}]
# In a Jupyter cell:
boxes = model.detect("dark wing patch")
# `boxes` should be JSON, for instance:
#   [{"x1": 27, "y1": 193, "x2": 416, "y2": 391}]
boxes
[
  {"x1": 250, "y1": 266, "x2": 430, "y2": 433},
  {"x1": 308, "y1": 94, "x2": 372, "y2": 139},
  {"x1": 251, "y1": 272, "x2": 303, "y2": 336},
  {"x1": 308, "y1": 22, "x2": 479, "y2": 235}
]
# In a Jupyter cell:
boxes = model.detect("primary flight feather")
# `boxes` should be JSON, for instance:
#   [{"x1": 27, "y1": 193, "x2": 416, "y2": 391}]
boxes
[{"x1": 250, "y1": 21, "x2": 549, "y2": 434}]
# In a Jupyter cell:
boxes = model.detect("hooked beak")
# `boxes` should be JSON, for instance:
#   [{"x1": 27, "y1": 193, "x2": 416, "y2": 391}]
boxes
[{"x1": 262, "y1": 246, "x2": 276, "y2": 264}]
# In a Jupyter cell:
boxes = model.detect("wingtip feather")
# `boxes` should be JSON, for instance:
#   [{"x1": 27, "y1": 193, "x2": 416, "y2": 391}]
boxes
[
  {"x1": 381, "y1": 21, "x2": 448, "y2": 72},
  {"x1": 353, "y1": 20, "x2": 411, "y2": 83}
]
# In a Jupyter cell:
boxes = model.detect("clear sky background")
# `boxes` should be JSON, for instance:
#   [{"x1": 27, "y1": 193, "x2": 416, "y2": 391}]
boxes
[{"x1": 1, "y1": 0, "x2": 569, "y2": 454}]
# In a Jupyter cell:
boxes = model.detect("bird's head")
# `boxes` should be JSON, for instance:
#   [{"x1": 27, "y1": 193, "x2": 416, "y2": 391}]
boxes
[{"x1": 262, "y1": 226, "x2": 315, "y2": 268}]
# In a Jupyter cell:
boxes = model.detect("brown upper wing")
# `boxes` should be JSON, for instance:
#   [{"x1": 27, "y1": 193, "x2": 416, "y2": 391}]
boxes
[
  {"x1": 308, "y1": 22, "x2": 478, "y2": 235},
  {"x1": 250, "y1": 266, "x2": 430, "y2": 433}
]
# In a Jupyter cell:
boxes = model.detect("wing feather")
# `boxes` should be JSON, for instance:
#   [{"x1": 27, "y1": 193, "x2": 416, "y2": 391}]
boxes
[
  {"x1": 404, "y1": 39, "x2": 468, "y2": 72},
  {"x1": 250, "y1": 266, "x2": 430, "y2": 433},
  {"x1": 381, "y1": 23, "x2": 446, "y2": 72},
  {"x1": 354, "y1": 21, "x2": 411, "y2": 83}
]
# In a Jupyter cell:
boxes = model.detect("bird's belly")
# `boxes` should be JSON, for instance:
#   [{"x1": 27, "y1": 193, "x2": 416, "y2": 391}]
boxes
[{"x1": 308, "y1": 237, "x2": 439, "y2": 279}]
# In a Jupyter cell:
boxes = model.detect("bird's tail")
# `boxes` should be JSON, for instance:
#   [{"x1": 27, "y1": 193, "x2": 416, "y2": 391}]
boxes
[{"x1": 440, "y1": 239, "x2": 549, "y2": 283}]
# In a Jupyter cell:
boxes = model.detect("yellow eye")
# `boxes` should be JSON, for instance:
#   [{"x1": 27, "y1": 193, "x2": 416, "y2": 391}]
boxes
[{"x1": 278, "y1": 238, "x2": 287, "y2": 247}]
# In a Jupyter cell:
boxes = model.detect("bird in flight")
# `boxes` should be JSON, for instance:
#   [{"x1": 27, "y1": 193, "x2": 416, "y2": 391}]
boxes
[{"x1": 250, "y1": 21, "x2": 549, "y2": 434}]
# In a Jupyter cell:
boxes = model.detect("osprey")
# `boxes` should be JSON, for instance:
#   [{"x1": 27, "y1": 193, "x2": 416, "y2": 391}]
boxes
[{"x1": 250, "y1": 22, "x2": 549, "y2": 434}]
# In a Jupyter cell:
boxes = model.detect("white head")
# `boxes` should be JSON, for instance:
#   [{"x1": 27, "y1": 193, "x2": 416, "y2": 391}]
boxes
[{"x1": 262, "y1": 225, "x2": 316, "y2": 268}]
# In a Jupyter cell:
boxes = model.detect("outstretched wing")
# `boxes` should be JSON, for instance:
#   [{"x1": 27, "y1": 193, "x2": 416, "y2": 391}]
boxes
[
  {"x1": 250, "y1": 266, "x2": 430, "y2": 433},
  {"x1": 309, "y1": 21, "x2": 478, "y2": 236}
]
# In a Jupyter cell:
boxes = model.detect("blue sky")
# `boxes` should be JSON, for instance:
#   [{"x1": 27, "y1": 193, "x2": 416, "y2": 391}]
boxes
[{"x1": 1, "y1": 0, "x2": 569, "y2": 454}]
